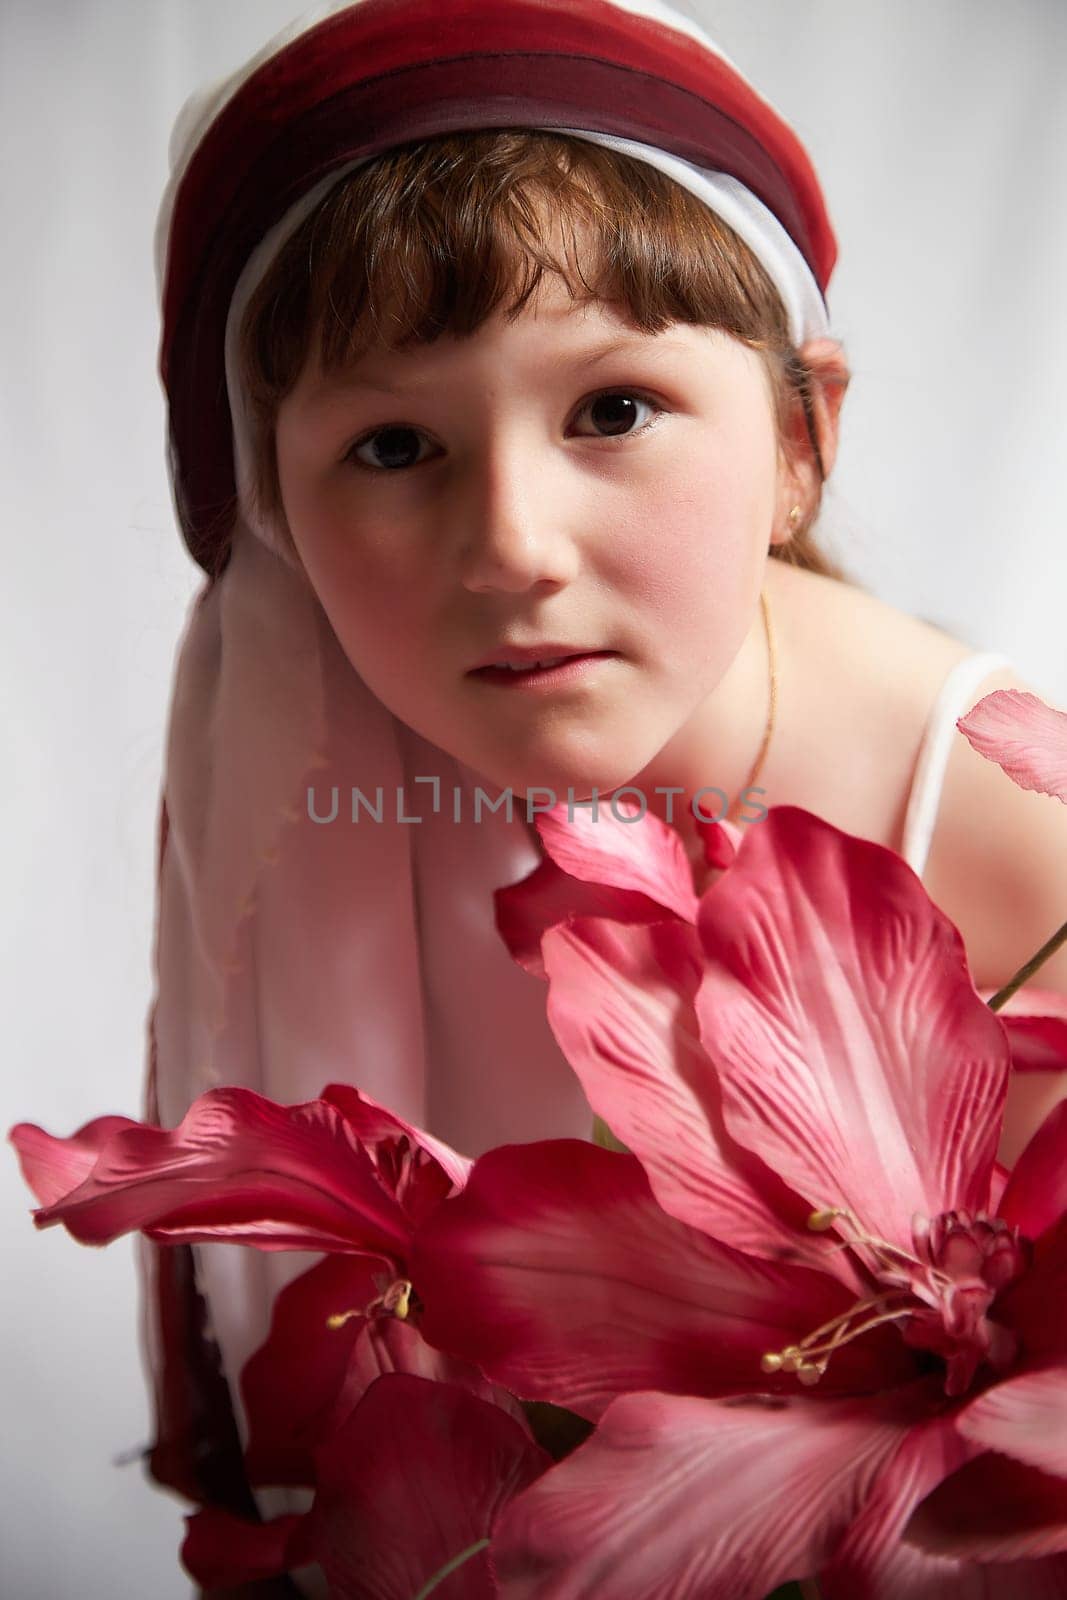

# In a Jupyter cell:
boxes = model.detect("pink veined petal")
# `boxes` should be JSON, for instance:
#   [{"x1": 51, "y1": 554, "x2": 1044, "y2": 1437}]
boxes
[
  {"x1": 411, "y1": 1141, "x2": 913, "y2": 1421},
  {"x1": 18, "y1": 1087, "x2": 411, "y2": 1258},
  {"x1": 490, "y1": 1386, "x2": 925, "y2": 1600},
  {"x1": 309, "y1": 1372, "x2": 550, "y2": 1600},
  {"x1": 998, "y1": 1101, "x2": 1067, "y2": 1238},
  {"x1": 532, "y1": 797, "x2": 700, "y2": 921},
  {"x1": 181, "y1": 1506, "x2": 316, "y2": 1587},
  {"x1": 9, "y1": 1114, "x2": 141, "y2": 1206},
  {"x1": 694, "y1": 806, "x2": 1010, "y2": 1249},
  {"x1": 904, "y1": 1450, "x2": 1067, "y2": 1563},
  {"x1": 957, "y1": 690, "x2": 1067, "y2": 804},
  {"x1": 533, "y1": 912, "x2": 863, "y2": 1285},
  {"x1": 953, "y1": 1366, "x2": 1067, "y2": 1478},
  {"x1": 817, "y1": 1403, "x2": 978, "y2": 1598}
]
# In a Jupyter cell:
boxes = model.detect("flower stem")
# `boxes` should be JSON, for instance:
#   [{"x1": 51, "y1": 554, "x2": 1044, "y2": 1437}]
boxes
[
  {"x1": 411, "y1": 1538, "x2": 491, "y2": 1599},
  {"x1": 985, "y1": 914, "x2": 1067, "y2": 1011}
]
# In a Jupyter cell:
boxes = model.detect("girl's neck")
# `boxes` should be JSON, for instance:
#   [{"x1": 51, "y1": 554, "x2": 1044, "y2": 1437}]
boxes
[{"x1": 635, "y1": 557, "x2": 795, "y2": 836}]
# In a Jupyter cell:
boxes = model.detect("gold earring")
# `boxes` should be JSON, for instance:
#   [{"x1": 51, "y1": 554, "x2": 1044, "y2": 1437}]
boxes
[{"x1": 788, "y1": 504, "x2": 802, "y2": 527}]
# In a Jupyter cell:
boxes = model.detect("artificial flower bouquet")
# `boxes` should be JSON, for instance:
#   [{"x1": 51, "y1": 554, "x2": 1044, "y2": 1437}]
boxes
[{"x1": 10, "y1": 690, "x2": 1067, "y2": 1599}]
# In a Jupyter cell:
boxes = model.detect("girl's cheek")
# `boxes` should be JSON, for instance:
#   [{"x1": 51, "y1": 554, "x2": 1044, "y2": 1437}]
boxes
[{"x1": 294, "y1": 495, "x2": 420, "y2": 598}]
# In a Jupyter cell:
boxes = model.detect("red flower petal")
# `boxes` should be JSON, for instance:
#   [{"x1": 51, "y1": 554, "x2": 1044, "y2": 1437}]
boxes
[
  {"x1": 412, "y1": 1141, "x2": 913, "y2": 1418},
  {"x1": 18, "y1": 1087, "x2": 412, "y2": 1257},
  {"x1": 239, "y1": 1254, "x2": 384, "y2": 1486},
  {"x1": 957, "y1": 690, "x2": 1067, "y2": 804},
  {"x1": 532, "y1": 797, "x2": 700, "y2": 921},
  {"x1": 491, "y1": 1387, "x2": 922, "y2": 1599},
  {"x1": 309, "y1": 1373, "x2": 549, "y2": 1599},
  {"x1": 181, "y1": 1504, "x2": 316, "y2": 1587},
  {"x1": 320, "y1": 1082, "x2": 471, "y2": 1196},
  {"x1": 9, "y1": 1114, "x2": 140, "y2": 1206},
  {"x1": 980, "y1": 988, "x2": 1067, "y2": 1074},
  {"x1": 494, "y1": 853, "x2": 689, "y2": 981},
  {"x1": 997, "y1": 1217, "x2": 1067, "y2": 1364},
  {"x1": 694, "y1": 807, "x2": 1009, "y2": 1248},
  {"x1": 998, "y1": 1101, "x2": 1067, "y2": 1239},
  {"x1": 817, "y1": 1403, "x2": 977, "y2": 1597},
  {"x1": 326, "y1": 1307, "x2": 531, "y2": 1439}
]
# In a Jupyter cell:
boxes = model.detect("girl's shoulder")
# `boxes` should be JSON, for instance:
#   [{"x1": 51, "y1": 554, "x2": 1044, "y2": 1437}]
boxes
[
  {"x1": 774, "y1": 562, "x2": 1065, "y2": 962},
  {"x1": 769, "y1": 561, "x2": 979, "y2": 850},
  {"x1": 775, "y1": 562, "x2": 1067, "y2": 992}
]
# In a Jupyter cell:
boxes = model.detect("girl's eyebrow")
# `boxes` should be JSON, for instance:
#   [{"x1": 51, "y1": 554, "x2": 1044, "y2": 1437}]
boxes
[{"x1": 308, "y1": 332, "x2": 695, "y2": 401}]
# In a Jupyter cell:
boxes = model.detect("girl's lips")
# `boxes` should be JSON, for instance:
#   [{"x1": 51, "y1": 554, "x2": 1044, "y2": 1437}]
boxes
[{"x1": 472, "y1": 651, "x2": 618, "y2": 689}]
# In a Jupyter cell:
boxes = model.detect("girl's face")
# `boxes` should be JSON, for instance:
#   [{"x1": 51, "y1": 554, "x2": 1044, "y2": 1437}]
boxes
[{"x1": 274, "y1": 274, "x2": 790, "y2": 802}]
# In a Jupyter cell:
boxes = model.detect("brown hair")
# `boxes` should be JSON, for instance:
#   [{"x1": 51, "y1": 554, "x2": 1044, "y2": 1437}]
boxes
[{"x1": 236, "y1": 129, "x2": 851, "y2": 583}]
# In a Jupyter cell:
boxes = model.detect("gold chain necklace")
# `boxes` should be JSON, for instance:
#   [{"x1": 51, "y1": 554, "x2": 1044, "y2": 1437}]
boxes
[{"x1": 725, "y1": 585, "x2": 777, "y2": 823}]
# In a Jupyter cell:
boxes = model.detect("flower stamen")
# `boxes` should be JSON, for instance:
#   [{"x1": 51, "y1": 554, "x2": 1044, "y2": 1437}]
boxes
[
  {"x1": 806, "y1": 1204, "x2": 954, "y2": 1291},
  {"x1": 326, "y1": 1307, "x2": 363, "y2": 1331},
  {"x1": 767, "y1": 1201, "x2": 1032, "y2": 1395},
  {"x1": 761, "y1": 1292, "x2": 914, "y2": 1385},
  {"x1": 326, "y1": 1275, "x2": 414, "y2": 1330}
]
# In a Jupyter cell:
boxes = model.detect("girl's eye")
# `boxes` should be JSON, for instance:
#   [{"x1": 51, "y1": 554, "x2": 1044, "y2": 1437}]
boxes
[{"x1": 343, "y1": 389, "x2": 664, "y2": 474}]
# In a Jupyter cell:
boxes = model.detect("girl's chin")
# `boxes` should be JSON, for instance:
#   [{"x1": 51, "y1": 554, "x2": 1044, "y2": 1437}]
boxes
[
  {"x1": 467, "y1": 755, "x2": 662, "y2": 813},
  {"x1": 437, "y1": 711, "x2": 673, "y2": 807}
]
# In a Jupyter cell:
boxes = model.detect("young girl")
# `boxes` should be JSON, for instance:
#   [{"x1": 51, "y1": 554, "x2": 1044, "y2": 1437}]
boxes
[{"x1": 144, "y1": 0, "x2": 1067, "y2": 1588}]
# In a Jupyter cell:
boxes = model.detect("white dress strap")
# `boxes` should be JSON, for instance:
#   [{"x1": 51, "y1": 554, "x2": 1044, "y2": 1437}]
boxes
[{"x1": 900, "y1": 651, "x2": 1013, "y2": 880}]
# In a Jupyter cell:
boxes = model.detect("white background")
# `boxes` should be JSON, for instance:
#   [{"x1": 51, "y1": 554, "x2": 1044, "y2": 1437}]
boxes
[{"x1": 2, "y1": 2, "x2": 1065, "y2": 1594}]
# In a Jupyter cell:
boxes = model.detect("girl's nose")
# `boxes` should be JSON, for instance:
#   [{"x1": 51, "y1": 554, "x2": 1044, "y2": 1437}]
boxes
[{"x1": 455, "y1": 440, "x2": 583, "y2": 595}]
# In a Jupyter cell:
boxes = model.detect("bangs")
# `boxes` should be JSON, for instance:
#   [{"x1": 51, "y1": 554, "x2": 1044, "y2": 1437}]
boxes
[{"x1": 238, "y1": 127, "x2": 789, "y2": 406}]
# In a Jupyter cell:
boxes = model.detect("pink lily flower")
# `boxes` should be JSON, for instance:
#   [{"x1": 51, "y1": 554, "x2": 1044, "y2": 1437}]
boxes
[
  {"x1": 958, "y1": 688, "x2": 1067, "y2": 803},
  {"x1": 10, "y1": 1084, "x2": 557, "y2": 1594},
  {"x1": 408, "y1": 804, "x2": 1067, "y2": 1597}
]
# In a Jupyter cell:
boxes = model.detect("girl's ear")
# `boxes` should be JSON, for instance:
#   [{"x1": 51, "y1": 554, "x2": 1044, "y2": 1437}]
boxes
[{"x1": 772, "y1": 337, "x2": 851, "y2": 543}]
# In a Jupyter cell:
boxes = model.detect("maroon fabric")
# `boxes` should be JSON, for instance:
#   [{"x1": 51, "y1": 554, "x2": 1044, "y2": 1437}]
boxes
[{"x1": 159, "y1": 0, "x2": 836, "y2": 575}]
